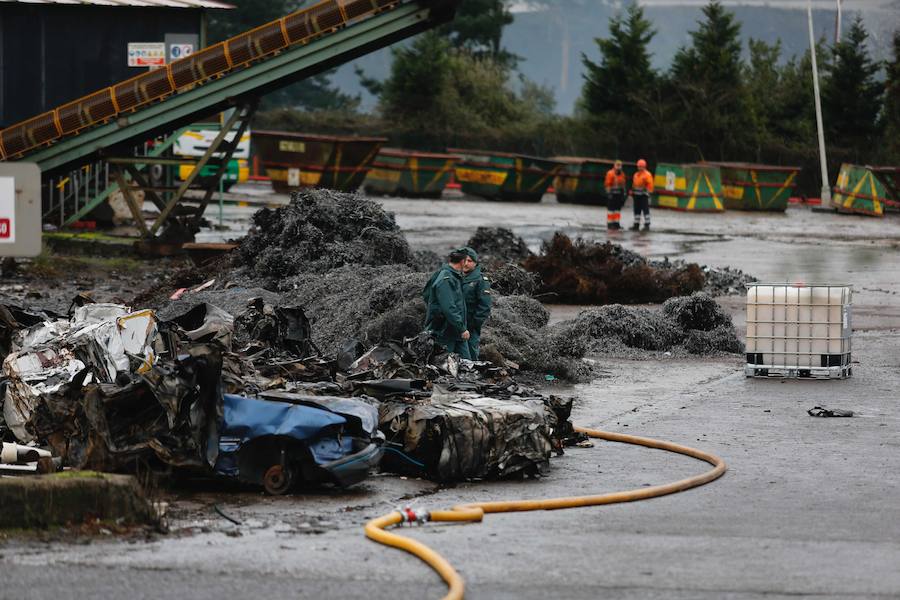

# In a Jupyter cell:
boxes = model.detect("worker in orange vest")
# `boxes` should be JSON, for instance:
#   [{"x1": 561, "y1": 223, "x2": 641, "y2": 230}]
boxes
[
  {"x1": 631, "y1": 158, "x2": 654, "y2": 231},
  {"x1": 604, "y1": 160, "x2": 627, "y2": 230}
]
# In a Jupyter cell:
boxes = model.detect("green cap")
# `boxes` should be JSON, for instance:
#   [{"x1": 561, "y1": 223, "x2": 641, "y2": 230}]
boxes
[{"x1": 457, "y1": 246, "x2": 479, "y2": 262}]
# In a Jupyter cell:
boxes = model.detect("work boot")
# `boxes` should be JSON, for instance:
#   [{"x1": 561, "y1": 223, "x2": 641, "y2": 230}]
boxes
[
  {"x1": 612, "y1": 222, "x2": 622, "y2": 230},
  {"x1": 642, "y1": 223, "x2": 650, "y2": 231},
  {"x1": 607, "y1": 222, "x2": 615, "y2": 230},
  {"x1": 631, "y1": 222, "x2": 640, "y2": 231}
]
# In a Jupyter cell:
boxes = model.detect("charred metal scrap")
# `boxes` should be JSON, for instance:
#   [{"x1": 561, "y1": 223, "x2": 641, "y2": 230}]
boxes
[
  {"x1": 377, "y1": 383, "x2": 581, "y2": 481},
  {"x1": 0, "y1": 294, "x2": 580, "y2": 489}
]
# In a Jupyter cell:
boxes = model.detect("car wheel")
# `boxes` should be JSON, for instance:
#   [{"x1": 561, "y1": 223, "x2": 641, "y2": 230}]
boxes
[{"x1": 263, "y1": 464, "x2": 293, "y2": 495}]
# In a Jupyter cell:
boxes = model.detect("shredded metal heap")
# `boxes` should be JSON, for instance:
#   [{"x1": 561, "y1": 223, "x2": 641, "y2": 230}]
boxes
[
  {"x1": 550, "y1": 293, "x2": 743, "y2": 356},
  {"x1": 237, "y1": 189, "x2": 410, "y2": 278}
]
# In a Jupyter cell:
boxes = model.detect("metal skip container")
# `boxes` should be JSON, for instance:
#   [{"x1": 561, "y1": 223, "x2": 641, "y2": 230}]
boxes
[{"x1": 745, "y1": 283, "x2": 852, "y2": 379}]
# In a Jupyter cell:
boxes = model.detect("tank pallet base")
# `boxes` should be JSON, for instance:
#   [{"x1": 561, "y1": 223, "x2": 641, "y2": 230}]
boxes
[{"x1": 744, "y1": 364, "x2": 852, "y2": 380}]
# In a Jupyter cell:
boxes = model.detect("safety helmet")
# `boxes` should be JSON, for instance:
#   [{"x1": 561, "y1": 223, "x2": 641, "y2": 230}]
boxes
[{"x1": 637, "y1": 159, "x2": 647, "y2": 168}]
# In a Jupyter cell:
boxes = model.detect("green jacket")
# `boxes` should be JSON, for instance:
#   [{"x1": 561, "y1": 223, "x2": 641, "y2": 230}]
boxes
[
  {"x1": 462, "y1": 265, "x2": 492, "y2": 332},
  {"x1": 423, "y1": 264, "x2": 467, "y2": 342}
]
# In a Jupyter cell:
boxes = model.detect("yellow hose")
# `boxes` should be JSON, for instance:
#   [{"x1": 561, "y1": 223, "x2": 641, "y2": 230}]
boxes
[{"x1": 364, "y1": 425, "x2": 727, "y2": 600}]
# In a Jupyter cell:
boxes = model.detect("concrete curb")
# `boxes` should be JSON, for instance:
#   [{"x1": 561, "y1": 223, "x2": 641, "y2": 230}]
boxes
[{"x1": 0, "y1": 471, "x2": 154, "y2": 529}]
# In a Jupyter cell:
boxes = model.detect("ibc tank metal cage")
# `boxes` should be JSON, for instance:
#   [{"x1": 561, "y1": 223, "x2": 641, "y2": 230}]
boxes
[{"x1": 745, "y1": 283, "x2": 852, "y2": 379}]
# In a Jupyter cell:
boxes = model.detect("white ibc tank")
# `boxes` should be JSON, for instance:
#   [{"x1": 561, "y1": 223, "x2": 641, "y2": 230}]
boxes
[{"x1": 745, "y1": 284, "x2": 852, "y2": 378}]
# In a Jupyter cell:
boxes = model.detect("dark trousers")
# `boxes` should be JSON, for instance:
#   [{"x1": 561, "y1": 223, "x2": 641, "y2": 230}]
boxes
[
  {"x1": 608, "y1": 190, "x2": 626, "y2": 212},
  {"x1": 467, "y1": 330, "x2": 481, "y2": 360},
  {"x1": 633, "y1": 192, "x2": 650, "y2": 222}
]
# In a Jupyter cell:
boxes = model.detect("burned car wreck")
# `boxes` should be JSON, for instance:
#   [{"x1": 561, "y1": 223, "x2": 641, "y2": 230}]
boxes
[{"x1": 216, "y1": 393, "x2": 383, "y2": 494}]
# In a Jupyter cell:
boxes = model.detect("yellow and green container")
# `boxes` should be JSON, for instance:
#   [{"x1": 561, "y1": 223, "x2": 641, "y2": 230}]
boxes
[
  {"x1": 363, "y1": 148, "x2": 460, "y2": 198},
  {"x1": 832, "y1": 163, "x2": 900, "y2": 217},
  {"x1": 553, "y1": 157, "x2": 636, "y2": 206},
  {"x1": 708, "y1": 162, "x2": 800, "y2": 212},
  {"x1": 652, "y1": 163, "x2": 725, "y2": 212},
  {"x1": 450, "y1": 148, "x2": 564, "y2": 203},
  {"x1": 254, "y1": 130, "x2": 387, "y2": 193}
]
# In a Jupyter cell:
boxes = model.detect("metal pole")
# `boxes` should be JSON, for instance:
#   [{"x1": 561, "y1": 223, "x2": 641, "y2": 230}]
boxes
[
  {"x1": 835, "y1": 0, "x2": 842, "y2": 44},
  {"x1": 807, "y1": 0, "x2": 832, "y2": 208},
  {"x1": 218, "y1": 174, "x2": 224, "y2": 228}
]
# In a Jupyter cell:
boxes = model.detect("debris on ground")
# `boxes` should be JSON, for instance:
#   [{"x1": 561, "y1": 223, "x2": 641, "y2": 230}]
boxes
[
  {"x1": 236, "y1": 188, "x2": 410, "y2": 280},
  {"x1": 466, "y1": 227, "x2": 533, "y2": 263},
  {"x1": 807, "y1": 406, "x2": 854, "y2": 417},
  {"x1": 465, "y1": 228, "x2": 754, "y2": 299},
  {"x1": 487, "y1": 263, "x2": 540, "y2": 296},
  {"x1": 523, "y1": 233, "x2": 705, "y2": 304},
  {"x1": 378, "y1": 381, "x2": 583, "y2": 481},
  {"x1": 0, "y1": 285, "x2": 578, "y2": 486},
  {"x1": 549, "y1": 293, "x2": 743, "y2": 357}
]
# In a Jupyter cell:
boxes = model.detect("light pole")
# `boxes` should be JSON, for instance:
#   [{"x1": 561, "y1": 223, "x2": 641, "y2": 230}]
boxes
[
  {"x1": 835, "y1": 0, "x2": 843, "y2": 44},
  {"x1": 808, "y1": 0, "x2": 832, "y2": 208}
]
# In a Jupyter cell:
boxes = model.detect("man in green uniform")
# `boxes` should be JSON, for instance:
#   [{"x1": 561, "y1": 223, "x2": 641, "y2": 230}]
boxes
[
  {"x1": 460, "y1": 247, "x2": 492, "y2": 360},
  {"x1": 422, "y1": 249, "x2": 471, "y2": 358}
]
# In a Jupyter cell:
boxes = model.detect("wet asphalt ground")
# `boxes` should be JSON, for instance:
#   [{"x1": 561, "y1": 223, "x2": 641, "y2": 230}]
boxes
[{"x1": 3, "y1": 187, "x2": 900, "y2": 599}]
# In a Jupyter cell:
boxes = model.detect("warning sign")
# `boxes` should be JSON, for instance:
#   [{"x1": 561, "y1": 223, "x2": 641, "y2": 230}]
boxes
[
  {"x1": 128, "y1": 43, "x2": 166, "y2": 67},
  {"x1": 0, "y1": 177, "x2": 15, "y2": 243}
]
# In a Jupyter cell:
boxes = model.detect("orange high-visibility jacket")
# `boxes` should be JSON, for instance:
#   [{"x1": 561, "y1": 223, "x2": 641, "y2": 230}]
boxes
[
  {"x1": 632, "y1": 170, "x2": 654, "y2": 193},
  {"x1": 604, "y1": 168, "x2": 627, "y2": 191}
]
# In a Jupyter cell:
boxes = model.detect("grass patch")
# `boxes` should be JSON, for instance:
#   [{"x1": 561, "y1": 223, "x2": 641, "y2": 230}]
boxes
[{"x1": 22, "y1": 249, "x2": 147, "y2": 280}]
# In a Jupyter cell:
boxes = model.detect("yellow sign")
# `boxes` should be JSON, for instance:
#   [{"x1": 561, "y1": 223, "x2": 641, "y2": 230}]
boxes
[
  {"x1": 722, "y1": 185, "x2": 744, "y2": 200},
  {"x1": 279, "y1": 140, "x2": 306, "y2": 153},
  {"x1": 654, "y1": 174, "x2": 686, "y2": 191},
  {"x1": 658, "y1": 195, "x2": 680, "y2": 209},
  {"x1": 455, "y1": 167, "x2": 507, "y2": 186},
  {"x1": 266, "y1": 168, "x2": 321, "y2": 186}
]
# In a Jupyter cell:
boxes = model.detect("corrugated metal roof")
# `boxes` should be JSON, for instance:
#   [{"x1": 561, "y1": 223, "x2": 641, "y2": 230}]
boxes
[{"x1": 0, "y1": 0, "x2": 234, "y2": 9}]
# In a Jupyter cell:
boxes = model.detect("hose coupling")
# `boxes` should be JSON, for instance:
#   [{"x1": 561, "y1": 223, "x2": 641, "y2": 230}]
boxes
[{"x1": 397, "y1": 506, "x2": 430, "y2": 525}]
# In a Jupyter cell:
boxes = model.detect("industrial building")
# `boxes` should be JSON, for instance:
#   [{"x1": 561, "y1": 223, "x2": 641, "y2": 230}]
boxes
[{"x1": 0, "y1": 0, "x2": 232, "y2": 128}]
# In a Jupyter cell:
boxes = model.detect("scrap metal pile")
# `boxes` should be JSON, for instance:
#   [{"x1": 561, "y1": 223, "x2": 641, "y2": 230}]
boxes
[{"x1": 0, "y1": 294, "x2": 579, "y2": 491}]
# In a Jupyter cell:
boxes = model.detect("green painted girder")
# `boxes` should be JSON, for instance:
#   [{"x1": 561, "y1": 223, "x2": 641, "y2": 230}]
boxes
[{"x1": 25, "y1": 0, "x2": 453, "y2": 177}]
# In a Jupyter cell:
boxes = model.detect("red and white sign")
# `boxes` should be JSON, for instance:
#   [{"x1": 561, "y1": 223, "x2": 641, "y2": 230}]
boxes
[
  {"x1": 0, "y1": 177, "x2": 15, "y2": 243},
  {"x1": 128, "y1": 43, "x2": 166, "y2": 67}
]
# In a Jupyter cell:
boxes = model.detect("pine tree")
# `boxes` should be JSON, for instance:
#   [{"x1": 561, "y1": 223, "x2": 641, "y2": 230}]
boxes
[
  {"x1": 581, "y1": 4, "x2": 656, "y2": 116},
  {"x1": 579, "y1": 4, "x2": 657, "y2": 156},
  {"x1": 381, "y1": 32, "x2": 453, "y2": 118},
  {"x1": 821, "y1": 17, "x2": 882, "y2": 157},
  {"x1": 669, "y1": 1, "x2": 750, "y2": 158},
  {"x1": 441, "y1": 0, "x2": 514, "y2": 61},
  {"x1": 881, "y1": 31, "x2": 900, "y2": 161}
]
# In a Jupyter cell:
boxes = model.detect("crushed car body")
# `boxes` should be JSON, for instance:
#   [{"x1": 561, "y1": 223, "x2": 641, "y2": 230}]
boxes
[{"x1": 215, "y1": 393, "x2": 383, "y2": 494}]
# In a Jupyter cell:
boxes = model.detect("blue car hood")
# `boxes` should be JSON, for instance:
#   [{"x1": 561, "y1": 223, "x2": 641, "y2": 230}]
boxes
[{"x1": 219, "y1": 394, "x2": 347, "y2": 441}]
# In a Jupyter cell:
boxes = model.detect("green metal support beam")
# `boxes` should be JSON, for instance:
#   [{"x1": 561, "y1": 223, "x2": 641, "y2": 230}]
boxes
[
  {"x1": 60, "y1": 126, "x2": 188, "y2": 227},
  {"x1": 24, "y1": 1, "x2": 450, "y2": 176}
]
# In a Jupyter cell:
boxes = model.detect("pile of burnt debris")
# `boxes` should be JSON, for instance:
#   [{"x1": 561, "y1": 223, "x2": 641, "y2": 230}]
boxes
[
  {"x1": 1, "y1": 189, "x2": 745, "y2": 495},
  {"x1": 468, "y1": 226, "x2": 756, "y2": 300},
  {"x1": 1, "y1": 296, "x2": 581, "y2": 493}
]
